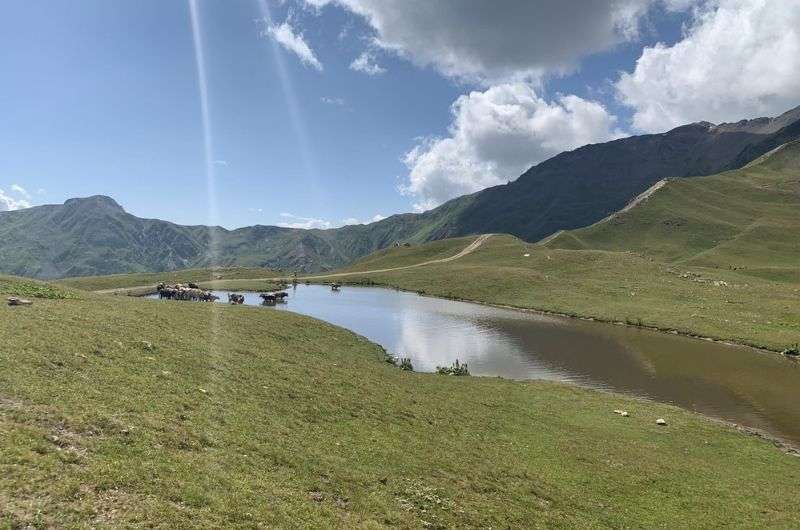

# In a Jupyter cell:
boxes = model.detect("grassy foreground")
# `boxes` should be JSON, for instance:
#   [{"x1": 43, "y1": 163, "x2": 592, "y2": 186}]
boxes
[{"x1": 1, "y1": 275, "x2": 799, "y2": 528}]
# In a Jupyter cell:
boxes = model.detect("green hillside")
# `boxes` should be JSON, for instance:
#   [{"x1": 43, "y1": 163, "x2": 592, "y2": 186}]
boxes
[
  {"x1": 2, "y1": 275, "x2": 799, "y2": 527},
  {"x1": 337, "y1": 237, "x2": 477, "y2": 272},
  {"x1": 547, "y1": 140, "x2": 800, "y2": 282}
]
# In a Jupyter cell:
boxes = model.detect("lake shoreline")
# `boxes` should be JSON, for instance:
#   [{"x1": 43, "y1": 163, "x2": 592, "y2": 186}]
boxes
[
  {"x1": 101, "y1": 278, "x2": 786, "y2": 356},
  {"x1": 303, "y1": 278, "x2": 784, "y2": 356}
]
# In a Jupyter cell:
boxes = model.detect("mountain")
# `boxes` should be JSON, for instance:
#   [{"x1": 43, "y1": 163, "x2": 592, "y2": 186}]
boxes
[
  {"x1": 1, "y1": 106, "x2": 799, "y2": 279},
  {"x1": 0, "y1": 196, "x2": 420, "y2": 279},
  {"x1": 546, "y1": 139, "x2": 800, "y2": 282},
  {"x1": 409, "y1": 105, "x2": 800, "y2": 243}
]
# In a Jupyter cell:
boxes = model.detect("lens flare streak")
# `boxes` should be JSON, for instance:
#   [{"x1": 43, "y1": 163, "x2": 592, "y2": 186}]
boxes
[
  {"x1": 188, "y1": 0, "x2": 220, "y2": 263},
  {"x1": 255, "y1": 0, "x2": 322, "y2": 202}
]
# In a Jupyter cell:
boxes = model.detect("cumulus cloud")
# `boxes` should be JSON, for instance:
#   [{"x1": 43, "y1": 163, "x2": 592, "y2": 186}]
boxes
[
  {"x1": 278, "y1": 212, "x2": 386, "y2": 229},
  {"x1": 400, "y1": 83, "x2": 624, "y2": 211},
  {"x1": 262, "y1": 19, "x2": 323, "y2": 71},
  {"x1": 305, "y1": 0, "x2": 657, "y2": 83},
  {"x1": 0, "y1": 187, "x2": 32, "y2": 212},
  {"x1": 618, "y1": 0, "x2": 800, "y2": 132},
  {"x1": 350, "y1": 51, "x2": 386, "y2": 76}
]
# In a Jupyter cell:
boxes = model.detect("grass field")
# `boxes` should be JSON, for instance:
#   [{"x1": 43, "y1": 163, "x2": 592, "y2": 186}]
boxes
[
  {"x1": 325, "y1": 144, "x2": 800, "y2": 352},
  {"x1": 1, "y1": 274, "x2": 800, "y2": 528},
  {"x1": 337, "y1": 237, "x2": 478, "y2": 272},
  {"x1": 58, "y1": 267, "x2": 279, "y2": 292},
  {"x1": 547, "y1": 140, "x2": 800, "y2": 282}
]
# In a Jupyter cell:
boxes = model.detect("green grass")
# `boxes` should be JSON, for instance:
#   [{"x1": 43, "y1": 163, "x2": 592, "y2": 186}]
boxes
[
  {"x1": 0, "y1": 276, "x2": 79, "y2": 300},
  {"x1": 339, "y1": 237, "x2": 477, "y2": 272},
  {"x1": 327, "y1": 144, "x2": 800, "y2": 352},
  {"x1": 1, "y1": 275, "x2": 799, "y2": 527},
  {"x1": 59, "y1": 267, "x2": 279, "y2": 292},
  {"x1": 547, "y1": 140, "x2": 800, "y2": 278}
]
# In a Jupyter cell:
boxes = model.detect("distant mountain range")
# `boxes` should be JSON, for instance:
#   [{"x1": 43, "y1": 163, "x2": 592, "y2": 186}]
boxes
[{"x1": 2, "y1": 105, "x2": 799, "y2": 279}]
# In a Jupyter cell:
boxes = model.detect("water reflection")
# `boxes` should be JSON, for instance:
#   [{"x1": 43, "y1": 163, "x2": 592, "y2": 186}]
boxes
[{"x1": 151, "y1": 285, "x2": 800, "y2": 445}]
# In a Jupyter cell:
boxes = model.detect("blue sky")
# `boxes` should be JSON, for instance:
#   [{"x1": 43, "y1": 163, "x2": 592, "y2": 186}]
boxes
[{"x1": 1, "y1": 1, "x2": 798, "y2": 227}]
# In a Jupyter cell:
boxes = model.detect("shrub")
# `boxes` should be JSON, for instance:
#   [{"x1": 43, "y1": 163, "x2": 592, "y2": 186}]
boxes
[
  {"x1": 0, "y1": 279, "x2": 78, "y2": 300},
  {"x1": 399, "y1": 358, "x2": 414, "y2": 371},
  {"x1": 782, "y1": 344, "x2": 799, "y2": 356},
  {"x1": 436, "y1": 359, "x2": 469, "y2": 376}
]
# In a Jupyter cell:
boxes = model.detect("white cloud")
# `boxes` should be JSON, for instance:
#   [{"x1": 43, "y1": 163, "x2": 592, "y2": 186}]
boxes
[
  {"x1": 661, "y1": 0, "x2": 701, "y2": 10},
  {"x1": 350, "y1": 51, "x2": 386, "y2": 76},
  {"x1": 400, "y1": 83, "x2": 624, "y2": 211},
  {"x1": 618, "y1": 0, "x2": 800, "y2": 132},
  {"x1": 10, "y1": 184, "x2": 30, "y2": 199},
  {"x1": 340, "y1": 213, "x2": 387, "y2": 225},
  {"x1": 278, "y1": 212, "x2": 333, "y2": 229},
  {"x1": 278, "y1": 212, "x2": 387, "y2": 229},
  {"x1": 262, "y1": 19, "x2": 323, "y2": 71},
  {"x1": 0, "y1": 187, "x2": 32, "y2": 212},
  {"x1": 213, "y1": 160, "x2": 229, "y2": 167},
  {"x1": 305, "y1": 0, "x2": 657, "y2": 83}
]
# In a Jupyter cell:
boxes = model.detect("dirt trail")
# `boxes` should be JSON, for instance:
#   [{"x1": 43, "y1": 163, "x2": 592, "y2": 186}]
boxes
[
  {"x1": 304, "y1": 233, "x2": 494, "y2": 279},
  {"x1": 535, "y1": 230, "x2": 564, "y2": 246},
  {"x1": 95, "y1": 234, "x2": 494, "y2": 293}
]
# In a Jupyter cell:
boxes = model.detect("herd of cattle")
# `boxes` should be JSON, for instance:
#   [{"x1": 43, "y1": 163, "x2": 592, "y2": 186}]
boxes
[
  {"x1": 156, "y1": 283, "x2": 290, "y2": 305},
  {"x1": 157, "y1": 283, "x2": 219, "y2": 302}
]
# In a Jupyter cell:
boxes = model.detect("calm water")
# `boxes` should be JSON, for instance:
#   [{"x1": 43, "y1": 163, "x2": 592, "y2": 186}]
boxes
[{"x1": 152, "y1": 285, "x2": 800, "y2": 444}]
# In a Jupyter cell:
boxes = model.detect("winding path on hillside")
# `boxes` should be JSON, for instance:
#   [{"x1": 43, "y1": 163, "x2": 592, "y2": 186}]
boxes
[
  {"x1": 303, "y1": 233, "x2": 494, "y2": 280},
  {"x1": 94, "y1": 234, "x2": 494, "y2": 293}
]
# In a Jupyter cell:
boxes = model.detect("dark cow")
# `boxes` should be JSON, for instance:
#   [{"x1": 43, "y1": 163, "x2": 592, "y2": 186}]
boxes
[
  {"x1": 259, "y1": 293, "x2": 277, "y2": 305},
  {"x1": 228, "y1": 293, "x2": 245, "y2": 305}
]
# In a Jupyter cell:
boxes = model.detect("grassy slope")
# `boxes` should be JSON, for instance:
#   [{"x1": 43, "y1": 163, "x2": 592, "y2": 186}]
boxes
[
  {"x1": 337, "y1": 237, "x2": 477, "y2": 272},
  {"x1": 1, "y1": 275, "x2": 799, "y2": 528},
  {"x1": 548, "y1": 140, "x2": 800, "y2": 283},
  {"x1": 58, "y1": 267, "x2": 279, "y2": 292},
  {"x1": 329, "y1": 144, "x2": 800, "y2": 351}
]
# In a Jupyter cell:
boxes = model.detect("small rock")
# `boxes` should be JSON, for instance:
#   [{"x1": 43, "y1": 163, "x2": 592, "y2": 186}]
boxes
[
  {"x1": 198, "y1": 388, "x2": 208, "y2": 394},
  {"x1": 309, "y1": 491, "x2": 324, "y2": 502},
  {"x1": 656, "y1": 418, "x2": 667, "y2": 426},
  {"x1": 613, "y1": 410, "x2": 629, "y2": 417},
  {"x1": 7, "y1": 297, "x2": 33, "y2": 306}
]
